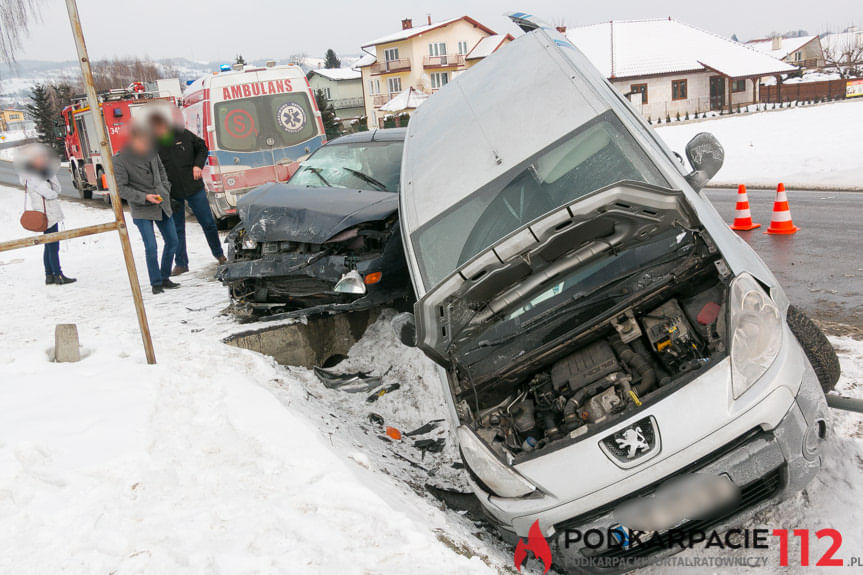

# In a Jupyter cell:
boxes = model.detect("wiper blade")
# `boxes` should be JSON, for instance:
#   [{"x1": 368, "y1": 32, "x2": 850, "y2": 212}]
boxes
[
  {"x1": 343, "y1": 168, "x2": 387, "y2": 191},
  {"x1": 305, "y1": 166, "x2": 331, "y2": 186}
]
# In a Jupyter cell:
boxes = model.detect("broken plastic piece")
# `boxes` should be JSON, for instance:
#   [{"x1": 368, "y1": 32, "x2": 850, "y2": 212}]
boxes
[
  {"x1": 314, "y1": 366, "x2": 381, "y2": 392},
  {"x1": 405, "y1": 419, "x2": 444, "y2": 437},
  {"x1": 386, "y1": 426, "x2": 402, "y2": 440},
  {"x1": 366, "y1": 383, "x2": 401, "y2": 403}
]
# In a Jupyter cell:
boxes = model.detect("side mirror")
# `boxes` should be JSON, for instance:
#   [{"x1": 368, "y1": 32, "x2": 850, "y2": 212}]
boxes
[
  {"x1": 684, "y1": 133, "x2": 724, "y2": 192},
  {"x1": 391, "y1": 312, "x2": 417, "y2": 347}
]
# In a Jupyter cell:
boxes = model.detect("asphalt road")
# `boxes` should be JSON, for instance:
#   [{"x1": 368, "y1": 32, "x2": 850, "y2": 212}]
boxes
[
  {"x1": 706, "y1": 188, "x2": 863, "y2": 334},
  {"x1": 0, "y1": 162, "x2": 859, "y2": 332},
  {"x1": 0, "y1": 159, "x2": 76, "y2": 195}
]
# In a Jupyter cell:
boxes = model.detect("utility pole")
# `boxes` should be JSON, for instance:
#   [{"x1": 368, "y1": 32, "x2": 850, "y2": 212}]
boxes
[{"x1": 63, "y1": 0, "x2": 156, "y2": 364}]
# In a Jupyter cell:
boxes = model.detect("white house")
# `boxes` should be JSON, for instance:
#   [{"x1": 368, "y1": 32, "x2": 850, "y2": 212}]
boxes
[
  {"x1": 307, "y1": 68, "x2": 364, "y2": 129},
  {"x1": 746, "y1": 35, "x2": 825, "y2": 70},
  {"x1": 567, "y1": 18, "x2": 797, "y2": 120}
]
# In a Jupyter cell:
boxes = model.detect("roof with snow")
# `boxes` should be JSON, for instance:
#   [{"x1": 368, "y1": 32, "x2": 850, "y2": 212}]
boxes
[
  {"x1": 307, "y1": 68, "x2": 361, "y2": 81},
  {"x1": 567, "y1": 18, "x2": 797, "y2": 79},
  {"x1": 362, "y1": 16, "x2": 496, "y2": 48},
  {"x1": 821, "y1": 29, "x2": 863, "y2": 54},
  {"x1": 465, "y1": 34, "x2": 513, "y2": 60},
  {"x1": 353, "y1": 53, "x2": 377, "y2": 68},
  {"x1": 379, "y1": 87, "x2": 428, "y2": 112},
  {"x1": 746, "y1": 35, "x2": 819, "y2": 60}
]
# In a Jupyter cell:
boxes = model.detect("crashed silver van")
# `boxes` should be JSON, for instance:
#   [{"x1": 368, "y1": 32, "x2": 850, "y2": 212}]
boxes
[{"x1": 395, "y1": 14, "x2": 839, "y2": 573}]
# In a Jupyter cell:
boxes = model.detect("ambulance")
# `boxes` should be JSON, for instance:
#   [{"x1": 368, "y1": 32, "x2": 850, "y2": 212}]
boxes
[{"x1": 182, "y1": 62, "x2": 326, "y2": 221}]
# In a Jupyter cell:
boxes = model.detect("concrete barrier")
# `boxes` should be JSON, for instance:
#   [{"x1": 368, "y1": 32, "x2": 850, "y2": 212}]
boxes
[
  {"x1": 224, "y1": 309, "x2": 379, "y2": 368},
  {"x1": 54, "y1": 323, "x2": 81, "y2": 362}
]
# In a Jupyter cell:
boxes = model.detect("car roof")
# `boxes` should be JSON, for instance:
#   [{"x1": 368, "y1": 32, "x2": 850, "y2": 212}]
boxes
[{"x1": 329, "y1": 128, "x2": 406, "y2": 145}]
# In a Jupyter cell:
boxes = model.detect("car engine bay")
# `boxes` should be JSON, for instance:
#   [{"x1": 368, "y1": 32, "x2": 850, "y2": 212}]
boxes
[{"x1": 463, "y1": 277, "x2": 729, "y2": 460}]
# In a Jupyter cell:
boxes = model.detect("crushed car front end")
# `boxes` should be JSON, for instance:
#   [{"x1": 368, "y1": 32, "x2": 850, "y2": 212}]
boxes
[{"x1": 398, "y1": 17, "x2": 831, "y2": 574}]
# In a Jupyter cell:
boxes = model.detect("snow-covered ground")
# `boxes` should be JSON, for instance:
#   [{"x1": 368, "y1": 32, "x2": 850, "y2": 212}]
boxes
[
  {"x1": 1, "y1": 188, "x2": 863, "y2": 573},
  {"x1": 655, "y1": 99, "x2": 863, "y2": 189}
]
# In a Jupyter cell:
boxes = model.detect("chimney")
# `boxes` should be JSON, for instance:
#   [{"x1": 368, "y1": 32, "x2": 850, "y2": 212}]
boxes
[
  {"x1": 402, "y1": 18, "x2": 413, "y2": 30},
  {"x1": 772, "y1": 36, "x2": 782, "y2": 51},
  {"x1": 556, "y1": 25, "x2": 567, "y2": 33},
  {"x1": 427, "y1": 14, "x2": 432, "y2": 25}
]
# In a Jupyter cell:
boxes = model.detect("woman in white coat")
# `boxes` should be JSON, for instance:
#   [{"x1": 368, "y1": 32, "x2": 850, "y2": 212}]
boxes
[{"x1": 16, "y1": 145, "x2": 76, "y2": 285}]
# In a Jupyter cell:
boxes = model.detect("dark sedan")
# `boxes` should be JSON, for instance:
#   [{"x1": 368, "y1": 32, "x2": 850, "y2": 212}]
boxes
[{"x1": 220, "y1": 128, "x2": 410, "y2": 317}]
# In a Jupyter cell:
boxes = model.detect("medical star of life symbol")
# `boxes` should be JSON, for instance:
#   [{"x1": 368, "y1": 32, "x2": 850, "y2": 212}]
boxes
[{"x1": 277, "y1": 102, "x2": 306, "y2": 133}]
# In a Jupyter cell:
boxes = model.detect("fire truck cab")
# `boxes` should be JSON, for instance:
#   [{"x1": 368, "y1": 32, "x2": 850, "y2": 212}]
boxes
[
  {"x1": 62, "y1": 83, "x2": 177, "y2": 201},
  {"x1": 182, "y1": 63, "x2": 325, "y2": 221}
]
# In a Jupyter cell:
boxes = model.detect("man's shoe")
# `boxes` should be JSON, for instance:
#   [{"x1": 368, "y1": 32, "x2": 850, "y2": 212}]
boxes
[
  {"x1": 162, "y1": 279, "x2": 181, "y2": 289},
  {"x1": 46, "y1": 275, "x2": 56, "y2": 285},
  {"x1": 55, "y1": 274, "x2": 77, "y2": 285},
  {"x1": 217, "y1": 255, "x2": 227, "y2": 265},
  {"x1": 171, "y1": 266, "x2": 189, "y2": 276},
  {"x1": 152, "y1": 285, "x2": 164, "y2": 294}
]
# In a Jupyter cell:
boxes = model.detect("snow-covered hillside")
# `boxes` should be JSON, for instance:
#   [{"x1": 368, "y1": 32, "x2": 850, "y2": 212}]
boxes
[{"x1": 655, "y1": 99, "x2": 863, "y2": 189}]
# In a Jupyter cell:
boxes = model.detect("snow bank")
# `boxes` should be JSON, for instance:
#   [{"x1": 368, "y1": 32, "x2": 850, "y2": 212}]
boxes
[
  {"x1": 655, "y1": 99, "x2": 863, "y2": 189},
  {"x1": 0, "y1": 188, "x2": 509, "y2": 574}
]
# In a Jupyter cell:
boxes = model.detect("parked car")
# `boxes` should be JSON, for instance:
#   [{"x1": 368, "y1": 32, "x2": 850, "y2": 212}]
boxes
[
  {"x1": 221, "y1": 128, "x2": 410, "y2": 317},
  {"x1": 393, "y1": 14, "x2": 839, "y2": 573}
]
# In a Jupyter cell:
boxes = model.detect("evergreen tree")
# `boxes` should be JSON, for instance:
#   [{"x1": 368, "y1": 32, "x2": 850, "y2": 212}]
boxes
[
  {"x1": 314, "y1": 88, "x2": 340, "y2": 140},
  {"x1": 324, "y1": 49, "x2": 341, "y2": 69},
  {"x1": 25, "y1": 83, "x2": 56, "y2": 149},
  {"x1": 234, "y1": 54, "x2": 246, "y2": 66}
]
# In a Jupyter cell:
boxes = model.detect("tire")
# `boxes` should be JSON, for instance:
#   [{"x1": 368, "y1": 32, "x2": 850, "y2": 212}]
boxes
[
  {"x1": 72, "y1": 165, "x2": 92, "y2": 200},
  {"x1": 787, "y1": 305, "x2": 840, "y2": 393}
]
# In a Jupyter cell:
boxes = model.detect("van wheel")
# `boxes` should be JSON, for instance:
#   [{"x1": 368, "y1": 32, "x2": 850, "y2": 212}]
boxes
[{"x1": 787, "y1": 305, "x2": 840, "y2": 393}]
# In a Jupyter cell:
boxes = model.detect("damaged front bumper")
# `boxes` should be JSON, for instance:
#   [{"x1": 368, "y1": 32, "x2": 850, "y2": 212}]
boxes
[{"x1": 488, "y1": 358, "x2": 829, "y2": 574}]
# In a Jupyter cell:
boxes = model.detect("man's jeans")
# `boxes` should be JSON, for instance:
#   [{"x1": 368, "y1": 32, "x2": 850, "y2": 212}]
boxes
[
  {"x1": 43, "y1": 223, "x2": 61, "y2": 276},
  {"x1": 133, "y1": 211, "x2": 178, "y2": 286},
  {"x1": 172, "y1": 188, "x2": 223, "y2": 268}
]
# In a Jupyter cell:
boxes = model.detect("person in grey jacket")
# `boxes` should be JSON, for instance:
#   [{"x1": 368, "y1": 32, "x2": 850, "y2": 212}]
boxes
[
  {"x1": 15, "y1": 143, "x2": 76, "y2": 285},
  {"x1": 114, "y1": 125, "x2": 179, "y2": 294}
]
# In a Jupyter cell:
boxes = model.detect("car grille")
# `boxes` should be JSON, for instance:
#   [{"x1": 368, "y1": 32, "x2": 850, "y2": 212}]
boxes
[{"x1": 594, "y1": 466, "x2": 783, "y2": 560}]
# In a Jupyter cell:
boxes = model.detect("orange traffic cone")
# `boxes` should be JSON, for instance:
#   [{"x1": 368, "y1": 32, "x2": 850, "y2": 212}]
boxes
[
  {"x1": 730, "y1": 185, "x2": 760, "y2": 231},
  {"x1": 765, "y1": 183, "x2": 799, "y2": 235}
]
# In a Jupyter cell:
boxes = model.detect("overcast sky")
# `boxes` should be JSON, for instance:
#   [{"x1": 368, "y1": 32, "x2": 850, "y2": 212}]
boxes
[{"x1": 10, "y1": 0, "x2": 863, "y2": 63}]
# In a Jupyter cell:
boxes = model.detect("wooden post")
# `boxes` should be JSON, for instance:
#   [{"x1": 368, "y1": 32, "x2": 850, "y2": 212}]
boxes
[
  {"x1": 727, "y1": 76, "x2": 733, "y2": 113},
  {"x1": 64, "y1": 0, "x2": 156, "y2": 364}
]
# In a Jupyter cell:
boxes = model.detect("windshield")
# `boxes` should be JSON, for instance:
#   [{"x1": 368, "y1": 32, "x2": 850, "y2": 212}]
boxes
[
  {"x1": 411, "y1": 112, "x2": 669, "y2": 287},
  {"x1": 288, "y1": 140, "x2": 403, "y2": 193},
  {"x1": 214, "y1": 92, "x2": 317, "y2": 153}
]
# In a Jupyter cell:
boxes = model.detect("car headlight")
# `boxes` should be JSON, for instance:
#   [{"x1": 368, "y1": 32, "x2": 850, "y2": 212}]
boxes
[
  {"x1": 456, "y1": 426, "x2": 536, "y2": 498},
  {"x1": 728, "y1": 273, "x2": 783, "y2": 398},
  {"x1": 241, "y1": 236, "x2": 257, "y2": 250}
]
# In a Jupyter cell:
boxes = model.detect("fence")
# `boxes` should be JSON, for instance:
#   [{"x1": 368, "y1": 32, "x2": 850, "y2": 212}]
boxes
[{"x1": 759, "y1": 79, "x2": 848, "y2": 103}]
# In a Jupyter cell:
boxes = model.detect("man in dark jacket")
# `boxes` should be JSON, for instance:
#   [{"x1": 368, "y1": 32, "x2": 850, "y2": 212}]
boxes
[{"x1": 150, "y1": 113, "x2": 225, "y2": 275}]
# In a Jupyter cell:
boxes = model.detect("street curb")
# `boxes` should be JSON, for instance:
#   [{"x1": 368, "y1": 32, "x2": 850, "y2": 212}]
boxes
[{"x1": 706, "y1": 183, "x2": 863, "y2": 192}]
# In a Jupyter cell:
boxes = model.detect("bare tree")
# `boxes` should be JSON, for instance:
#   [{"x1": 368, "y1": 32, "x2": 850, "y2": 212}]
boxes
[
  {"x1": 0, "y1": 0, "x2": 43, "y2": 64},
  {"x1": 822, "y1": 31, "x2": 863, "y2": 79}
]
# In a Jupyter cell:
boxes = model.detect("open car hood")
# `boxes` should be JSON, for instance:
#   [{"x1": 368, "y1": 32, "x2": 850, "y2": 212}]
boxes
[
  {"x1": 238, "y1": 183, "x2": 398, "y2": 244},
  {"x1": 413, "y1": 183, "x2": 698, "y2": 366}
]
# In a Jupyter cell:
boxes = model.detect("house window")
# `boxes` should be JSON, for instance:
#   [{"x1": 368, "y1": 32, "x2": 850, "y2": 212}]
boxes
[
  {"x1": 428, "y1": 42, "x2": 447, "y2": 57},
  {"x1": 672, "y1": 79, "x2": 688, "y2": 101},
  {"x1": 368, "y1": 79, "x2": 380, "y2": 94},
  {"x1": 383, "y1": 48, "x2": 399, "y2": 62},
  {"x1": 321, "y1": 87, "x2": 332, "y2": 100},
  {"x1": 732, "y1": 79, "x2": 747, "y2": 93},
  {"x1": 387, "y1": 77, "x2": 402, "y2": 95},
  {"x1": 457, "y1": 41, "x2": 469, "y2": 55},
  {"x1": 794, "y1": 52, "x2": 802, "y2": 62},
  {"x1": 430, "y1": 72, "x2": 449, "y2": 89},
  {"x1": 630, "y1": 83, "x2": 648, "y2": 104}
]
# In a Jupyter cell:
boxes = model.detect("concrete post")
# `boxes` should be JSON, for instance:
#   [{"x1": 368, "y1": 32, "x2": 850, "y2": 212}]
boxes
[{"x1": 54, "y1": 324, "x2": 81, "y2": 363}]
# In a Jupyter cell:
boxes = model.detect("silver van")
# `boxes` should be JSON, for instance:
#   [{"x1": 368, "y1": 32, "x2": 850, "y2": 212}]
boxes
[{"x1": 394, "y1": 14, "x2": 838, "y2": 573}]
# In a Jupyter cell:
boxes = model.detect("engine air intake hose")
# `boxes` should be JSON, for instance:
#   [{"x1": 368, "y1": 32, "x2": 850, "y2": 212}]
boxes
[{"x1": 610, "y1": 336, "x2": 656, "y2": 396}]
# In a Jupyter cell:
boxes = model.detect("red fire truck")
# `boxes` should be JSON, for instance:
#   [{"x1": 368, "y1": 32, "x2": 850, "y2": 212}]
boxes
[{"x1": 61, "y1": 82, "x2": 177, "y2": 201}]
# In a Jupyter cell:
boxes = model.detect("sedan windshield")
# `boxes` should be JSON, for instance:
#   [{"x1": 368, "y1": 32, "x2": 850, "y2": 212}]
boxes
[
  {"x1": 288, "y1": 140, "x2": 403, "y2": 193},
  {"x1": 411, "y1": 112, "x2": 670, "y2": 287}
]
